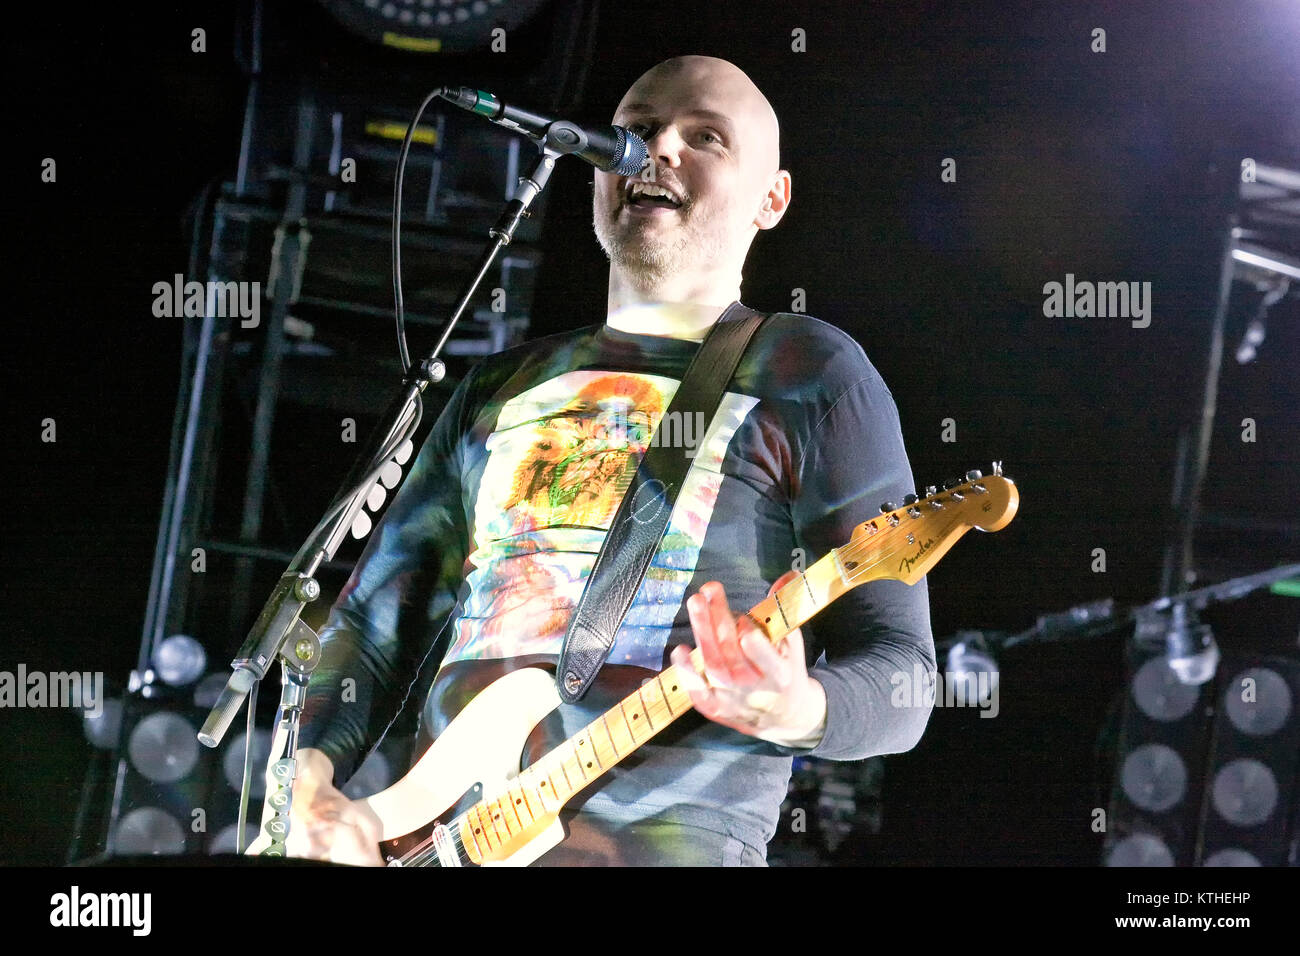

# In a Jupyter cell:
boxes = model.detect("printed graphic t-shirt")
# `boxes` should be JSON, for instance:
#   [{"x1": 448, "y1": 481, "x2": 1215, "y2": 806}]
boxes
[{"x1": 298, "y1": 307, "x2": 935, "y2": 860}]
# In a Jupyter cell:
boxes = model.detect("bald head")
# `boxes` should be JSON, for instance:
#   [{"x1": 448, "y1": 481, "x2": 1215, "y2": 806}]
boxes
[
  {"x1": 617, "y1": 55, "x2": 781, "y2": 172},
  {"x1": 593, "y1": 54, "x2": 791, "y2": 301}
]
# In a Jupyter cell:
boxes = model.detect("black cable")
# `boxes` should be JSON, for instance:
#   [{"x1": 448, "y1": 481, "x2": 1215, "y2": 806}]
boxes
[
  {"x1": 392, "y1": 87, "x2": 449, "y2": 374},
  {"x1": 236, "y1": 678, "x2": 260, "y2": 855}
]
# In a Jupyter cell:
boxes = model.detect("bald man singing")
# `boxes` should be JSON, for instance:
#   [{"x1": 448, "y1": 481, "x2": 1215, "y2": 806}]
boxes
[{"x1": 285, "y1": 56, "x2": 935, "y2": 866}]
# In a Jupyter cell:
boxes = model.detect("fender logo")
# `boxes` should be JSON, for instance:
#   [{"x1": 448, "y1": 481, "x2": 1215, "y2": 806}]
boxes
[{"x1": 900, "y1": 537, "x2": 937, "y2": 574}]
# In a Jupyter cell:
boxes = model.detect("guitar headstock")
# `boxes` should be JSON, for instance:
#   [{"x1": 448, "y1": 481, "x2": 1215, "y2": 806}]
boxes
[{"x1": 843, "y1": 463, "x2": 1019, "y2": 586}]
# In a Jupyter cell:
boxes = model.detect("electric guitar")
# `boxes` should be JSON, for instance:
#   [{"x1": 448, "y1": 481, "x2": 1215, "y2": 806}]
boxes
[{"x1": 251, "y1": 465, "x2": 1019, "y2": 866}]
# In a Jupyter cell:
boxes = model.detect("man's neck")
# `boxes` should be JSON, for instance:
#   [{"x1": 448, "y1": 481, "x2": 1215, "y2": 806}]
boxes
[{"x1": 605, "y1": 267, "x2": 740, "y2": 341}]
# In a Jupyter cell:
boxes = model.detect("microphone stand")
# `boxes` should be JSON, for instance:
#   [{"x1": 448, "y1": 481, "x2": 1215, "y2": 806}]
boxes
[
  {"x1": 994, "y1": 563, "x2": 1300, "y2": 669},
  {"x1": 197, "y1": 138, "x2": 569, "y2": 857}
]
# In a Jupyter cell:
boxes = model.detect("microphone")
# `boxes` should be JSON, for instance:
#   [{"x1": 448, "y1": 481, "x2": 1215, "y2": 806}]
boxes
[
  {"x1": 1163, "y1": 602, "x2": 1220, "y2": 686},
  {"x1": 438, "y1": 87, "x2": 647, "y2": 177}
]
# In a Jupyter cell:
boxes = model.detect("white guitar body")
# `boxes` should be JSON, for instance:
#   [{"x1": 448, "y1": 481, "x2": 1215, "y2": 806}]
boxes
[
  {"x1": 361, "y1": 667, "x2": 566, "y2": 866},
  {"x1": 247, "y1": 667, "x2": 567, "y2": 866}
]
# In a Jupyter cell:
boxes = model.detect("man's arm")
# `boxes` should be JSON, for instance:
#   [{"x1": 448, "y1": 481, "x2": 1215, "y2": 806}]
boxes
[
  {"x1": 787, "y1": 368, "x2": 936, "y2": 760},
  {"x1": 672, "y1": 362, "x2": 935, "y2": 760}
]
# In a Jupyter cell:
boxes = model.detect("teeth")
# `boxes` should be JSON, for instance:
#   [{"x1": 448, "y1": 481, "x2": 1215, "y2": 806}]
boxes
[{"x1": 628, "y1": 183, "x2": 681, "y2": 205}]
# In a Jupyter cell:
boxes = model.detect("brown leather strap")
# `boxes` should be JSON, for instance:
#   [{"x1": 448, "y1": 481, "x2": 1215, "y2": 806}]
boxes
[{"x1": 556, "y1": 302, "x2": 769, "y2": 702}]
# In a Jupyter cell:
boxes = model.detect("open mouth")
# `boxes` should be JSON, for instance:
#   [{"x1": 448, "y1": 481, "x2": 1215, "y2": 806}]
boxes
[{"x1": 624, "y1": 182, "x2": 684, "y2": 210}]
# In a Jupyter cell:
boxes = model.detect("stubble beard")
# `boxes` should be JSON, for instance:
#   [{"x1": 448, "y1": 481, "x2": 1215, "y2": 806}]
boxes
[{"x1": 593, "y1": 197, "x2": 729, "y2": 287}]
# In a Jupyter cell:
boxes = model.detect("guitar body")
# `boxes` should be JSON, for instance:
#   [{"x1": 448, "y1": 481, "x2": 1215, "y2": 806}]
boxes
[
  {"x1": 360, "y1": 667, "x2": 566, "y2": 866},
  {"x1": 246, "y1": 667, "x2": 566, "y2": 866}
]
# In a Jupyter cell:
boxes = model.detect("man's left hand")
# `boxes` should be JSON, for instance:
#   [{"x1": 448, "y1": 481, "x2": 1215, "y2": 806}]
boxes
[{"x1": 670, "y1": 572, "x2": 827, "y2": 746}]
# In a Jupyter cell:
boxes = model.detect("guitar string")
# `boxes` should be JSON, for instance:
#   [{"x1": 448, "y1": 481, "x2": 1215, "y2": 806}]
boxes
[
  {"x1": 397, "y1": 499, "x2": 985, "y2": 865},
  {"x1": 397, "y1": 820, "x2": 467, "y2": 866}
]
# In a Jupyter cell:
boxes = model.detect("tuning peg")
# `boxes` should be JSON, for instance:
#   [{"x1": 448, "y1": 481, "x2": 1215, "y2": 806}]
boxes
[
  {"x1": 351, "y1": 511, "x2": 373, "y2": 539},
  {"x1": 366, "y1": 484, "x2": 387, "y2": 511},
  {"x1": 965, "y1": 469, "x2": 982, "y2": 481},
  {"x1": 924, "y1": 485, "x2": 937, "y2": 497},
  {"x1": 903, "y1": 493, "x2": 918, "y2": 506},
  {"x1": 942, "y1": 478, "x2": 962, "y2": 490},
  {"x1": 992, "y1": 460, "x2": 1003, "y2": 476},
  {"x1": 879, "y1": 501, "x2": 898, "y2": 514},
  {"x1": 380, "y1": 460, "x2": 403, "y2": 489}
]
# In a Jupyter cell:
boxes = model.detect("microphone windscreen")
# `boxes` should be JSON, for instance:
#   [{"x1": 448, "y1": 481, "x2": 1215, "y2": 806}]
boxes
[{"x1": 610, "y1": 127, "x2": 648, "y2": 177}]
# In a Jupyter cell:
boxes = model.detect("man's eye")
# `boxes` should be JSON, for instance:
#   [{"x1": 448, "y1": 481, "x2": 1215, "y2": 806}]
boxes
[
  {"x1": 698, "y1": 131, "x2": 722, "y2": 145},
  {"x1": 626, "y1": 123, "x2": 651, "y2": 136}
]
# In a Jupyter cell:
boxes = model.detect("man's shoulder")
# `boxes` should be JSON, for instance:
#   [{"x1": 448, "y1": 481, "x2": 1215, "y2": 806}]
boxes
[
  {"x1": 748, "y1": 310, "x2": 886, "y2": 397},
  {"x1": 759, "y1": 310, "x2": 870, "y2": 354}
]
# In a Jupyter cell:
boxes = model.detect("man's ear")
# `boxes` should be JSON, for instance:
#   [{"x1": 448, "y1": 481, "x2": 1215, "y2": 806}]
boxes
[{"x1": 755, "y1": 169, "x2": 792, "y2": 230}]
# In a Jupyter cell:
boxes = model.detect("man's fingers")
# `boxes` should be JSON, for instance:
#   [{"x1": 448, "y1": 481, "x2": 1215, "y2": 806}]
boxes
[
  {"x1": 672, "y1": 643, "x2": 733, "y2": 720},
  {"x1": 671, "y1": 644, "x2": 709, "y2": 694},
  {"x1": 281, "y1": 780, "x2": 382, "y2": 865},
  {"x1": 675, "y1": 579, "x2": 813, "y2": 741},
  {"x1": 738, "y1": 628, "x2": 788, "y2": 687},
  {"x1": 699, "y1": 582, "x2": 762, "y2": 685},
  {"x1": 687, "y1": 590, "x2": 726, "y2": 681},
  {"x1": 710, "y1": 585, "x2": 764, "y2": 683},
  {"x1": 334, "y1": 821, "x2": 385, "y2": 867}
]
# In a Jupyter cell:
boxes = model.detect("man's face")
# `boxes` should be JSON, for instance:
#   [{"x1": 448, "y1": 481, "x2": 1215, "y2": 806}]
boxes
[{"x1": 593, "y1": 58, "x2": 781, "y2": 282}]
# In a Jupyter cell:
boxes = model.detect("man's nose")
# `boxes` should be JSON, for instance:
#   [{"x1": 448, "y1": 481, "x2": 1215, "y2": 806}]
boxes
[{"x1": 643, "y1": 124, "x2": 686, "y2": 167}]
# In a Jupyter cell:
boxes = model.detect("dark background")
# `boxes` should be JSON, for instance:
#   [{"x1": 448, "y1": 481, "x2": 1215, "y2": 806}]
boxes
[{"x1": 4, "y1": 0, "x2": 1298, "y2": 866}]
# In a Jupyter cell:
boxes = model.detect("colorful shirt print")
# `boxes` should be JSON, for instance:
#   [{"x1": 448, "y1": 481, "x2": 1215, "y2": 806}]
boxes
[{"x1": 446, "y1": 369, "x2": 758, "y2": 669}]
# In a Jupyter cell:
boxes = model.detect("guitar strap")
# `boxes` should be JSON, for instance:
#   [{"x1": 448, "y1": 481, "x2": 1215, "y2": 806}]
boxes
[{"x1": 556, "y1": 301, "x2": 769, "y2": 703}]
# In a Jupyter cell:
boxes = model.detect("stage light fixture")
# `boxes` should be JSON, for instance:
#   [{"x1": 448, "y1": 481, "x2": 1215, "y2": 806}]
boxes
[
  {"x1": 1103, "y1": 647, "x2": 1215, "y2": 867},
  {"x1": 1131, "y1": 656, "x2": 1200, "y2": 722},
  {"x1": 1209, "y1": 758, "x2": 1278, "y2": 827},
  {"x1": 222, "y1": 729, "x2": 273, "y2": 799},
  {"x1": 82, "y1": 697, "x2": 122, "y2": 749},
  {"x1": 1120, "y1": 743, "x2": 1189, "y2": 813},
  {"x1": 317, "y1": 0, "x2": 552, "y2": 53},
  {"x1": 1195, "y1": 657, "x2": 1300, "y2": 866},
  {"x1": 210, "y1": 822, "x2": 258, "y2": 855},
  {"x1": 127, "y1": 711, "x2": 200, "y2": 784},
  {"x1": 111, "y1": 806, "x2": 186, "y2": 856},
  {"x1": 151, "y1": 634, "x2": 207, "y2": 687},
  {"x1": 1106, "y1": 832, "x2": 1176, "y2": 867}
]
